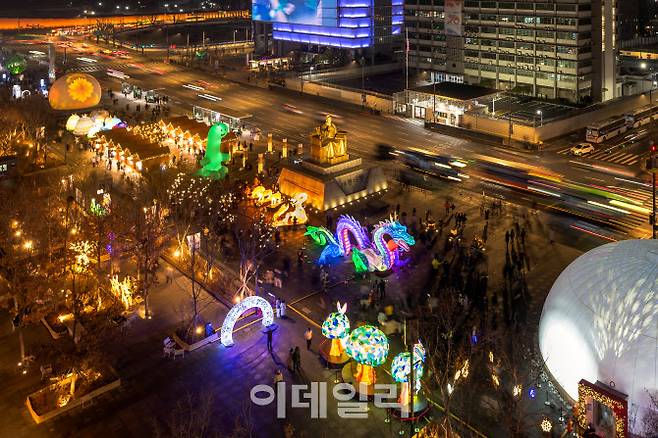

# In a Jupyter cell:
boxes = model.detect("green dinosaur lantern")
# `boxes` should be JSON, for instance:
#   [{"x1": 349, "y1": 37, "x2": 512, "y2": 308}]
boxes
[{"x1": 196, "y1": 122, "x2": 230, "y2": 179}]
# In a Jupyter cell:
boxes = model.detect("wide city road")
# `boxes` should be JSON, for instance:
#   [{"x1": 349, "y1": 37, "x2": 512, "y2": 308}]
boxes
[{"x1": 7, "y1": 36, "x2": 656, "y2": 239}]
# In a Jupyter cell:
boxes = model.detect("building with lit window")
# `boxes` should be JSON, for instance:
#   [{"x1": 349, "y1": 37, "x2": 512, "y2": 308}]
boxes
[
  {"x1": 252, "y1": 0, "x2": 404, "y2": 59},
  {"x1": 404, "y1": 0, "x2": 619, "y2": 104},
  {"x1": 253, "y1": 0, "x2": 403, "y2": 54}
]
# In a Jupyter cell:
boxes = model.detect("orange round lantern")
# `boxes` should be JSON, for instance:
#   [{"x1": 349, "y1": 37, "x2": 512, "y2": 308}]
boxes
[{"x1": 48, "y1": 73, "x2": 101, "y2": 110}]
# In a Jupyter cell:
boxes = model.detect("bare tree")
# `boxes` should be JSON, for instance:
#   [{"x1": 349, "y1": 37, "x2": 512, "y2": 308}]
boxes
[
  {"x1": 153, "y1": 391, "x2": 217, "y2": 438},
  {"x1": 120, "y1": 194, "x2": 169, "y2": 318},
  {"x1": 233, "y1": 209, "x2": 274, "y2": 300},
  {"x1": 419, "y1": 288, "x2": 477, "y2": 436},
  {"x1": 483, "y1": 330, "x2": 544, "y2": 438}
]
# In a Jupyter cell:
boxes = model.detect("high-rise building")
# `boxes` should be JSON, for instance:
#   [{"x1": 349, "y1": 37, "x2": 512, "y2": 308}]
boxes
[
  {"x1": 253, "y1": 0, "x2": 403, "y2": 52},
  {"x1": 405, "y1": 0, "x2": 619, "y2": 104}
]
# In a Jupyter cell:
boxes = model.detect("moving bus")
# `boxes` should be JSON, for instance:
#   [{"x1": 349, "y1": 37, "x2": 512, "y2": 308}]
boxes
[
  {"x1": 625, "y1": 104, "x2": 658, "y2": 128},
  {"x1": 585, "y1": 116, "x2": 627, "y2": 143},
  {"x1": 400, "y1": 148, "x2": 467, "y2": 181}
]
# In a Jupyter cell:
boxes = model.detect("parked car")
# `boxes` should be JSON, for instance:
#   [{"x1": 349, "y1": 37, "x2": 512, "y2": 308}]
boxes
[{"x1": 570, "y1": 142, "x2": 595, "y2": 156}]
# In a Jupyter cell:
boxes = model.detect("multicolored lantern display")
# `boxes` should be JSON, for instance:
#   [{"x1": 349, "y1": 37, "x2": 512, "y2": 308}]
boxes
[
  {"x1": 345, "y1": 325, "x2": 389, "y2": 387},
  {"x1": 48, "y1": 73, "x2": 101, "y2": 110},
  {"x1": 322, "y1": 302, "x2": 350, "y2": 357}
]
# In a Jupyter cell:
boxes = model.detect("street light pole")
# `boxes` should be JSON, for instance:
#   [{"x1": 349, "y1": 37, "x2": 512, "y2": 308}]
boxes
[{"x1": 361, "y1": 56, "x2": 365, "y2": 91}]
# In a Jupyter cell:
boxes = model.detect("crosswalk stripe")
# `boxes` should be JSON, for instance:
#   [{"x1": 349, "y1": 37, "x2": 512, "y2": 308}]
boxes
[{"x1": 618, "y1": 155, "x2": 639, "y2": 165}]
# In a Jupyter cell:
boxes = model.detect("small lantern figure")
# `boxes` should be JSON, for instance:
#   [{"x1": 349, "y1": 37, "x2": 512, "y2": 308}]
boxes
[
  {"x1": 322, "y1": 302, "x2": 350, "y2": 357},
  {"x1": 391, "y1": 342, "x2": 426, "y2": 414},
  {"x1": 257, "y1": 153, "x2": 264, "y2": 174}
]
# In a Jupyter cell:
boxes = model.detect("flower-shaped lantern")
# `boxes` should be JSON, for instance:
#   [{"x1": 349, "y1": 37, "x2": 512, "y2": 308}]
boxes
[{"x1": 345, "y1": 325, "x2": 389, "y2": 387}]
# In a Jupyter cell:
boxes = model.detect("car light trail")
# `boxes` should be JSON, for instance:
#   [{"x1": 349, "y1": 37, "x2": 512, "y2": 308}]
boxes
[
  {"x1": 76, "y1": 57, "x2": 97, "y2": 63},
  {"x1": 608, "y1": 200, "x2": 651, "y2": 215},
  {"x1": 614, "y1": 177, "x2": 652, "y2": 188},
  {"x1": 570, "y1": 224, "x2": 617, "y2": 242},
  {"x1": 527, "y1": 186, "x2": 561, "y2": 197},
  {"x1": 182, "y1": 84, "x2": 204, "y2": 91},
  {"x1": 198, "y1": 93, "x2": 221, "y2": 101},
  {"x1": 586, "y1": 201, "x2": 630, "y2": 215}
]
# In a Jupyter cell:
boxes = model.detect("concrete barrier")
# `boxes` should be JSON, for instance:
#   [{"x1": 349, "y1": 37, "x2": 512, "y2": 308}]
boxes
[{"x1": 26, "y1": 375, "x2": 121, "y2": 424}]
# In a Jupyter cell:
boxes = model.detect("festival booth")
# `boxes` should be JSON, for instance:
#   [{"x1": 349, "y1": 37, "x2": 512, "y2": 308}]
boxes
[
  {"x1": 96, "y1": 128, "x2": 169, "y2": 176},
  {"x1": 159, "y1": 117, "x2": 239, "y2": 159}
]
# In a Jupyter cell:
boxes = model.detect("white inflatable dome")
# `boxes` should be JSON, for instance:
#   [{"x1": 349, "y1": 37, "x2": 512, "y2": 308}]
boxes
[{"x1": 539, "y1": 239, "x2": 658, "y2": 431}]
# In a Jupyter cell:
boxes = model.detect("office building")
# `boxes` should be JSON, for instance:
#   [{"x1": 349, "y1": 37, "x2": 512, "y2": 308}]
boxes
[
  {"x1": 253, "y1": 0, "x2": 402, "y2": 53},
  {"x1": 404, "y1": 0, "x2": 619, "y2": 104}
]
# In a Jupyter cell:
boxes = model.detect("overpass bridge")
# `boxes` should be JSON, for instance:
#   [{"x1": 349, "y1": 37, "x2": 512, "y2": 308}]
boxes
[{"x1": 0, "y1": 10, "x2": 250, "y2": 31}]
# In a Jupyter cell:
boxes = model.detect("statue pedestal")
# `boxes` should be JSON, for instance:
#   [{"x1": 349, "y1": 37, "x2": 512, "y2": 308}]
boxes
[{"x1": 278, "y1": 118, "x2": 388, "y2": 211}]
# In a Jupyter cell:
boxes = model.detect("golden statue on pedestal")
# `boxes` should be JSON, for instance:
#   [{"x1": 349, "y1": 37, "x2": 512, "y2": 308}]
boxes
[{"x1": 310, "y1": 114, "x2": 349, "y2": 164}]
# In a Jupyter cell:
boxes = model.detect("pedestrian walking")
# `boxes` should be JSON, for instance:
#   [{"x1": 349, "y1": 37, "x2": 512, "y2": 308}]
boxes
[
  {"x1": 304, "y1": 327, "x2": 313, "y2": 351},
  {"x1": 267, "y1": 329, "x2": 273, "y2": 351},
  {"x1": 275, "y1": 298, "x2": 281, "y2": 318},
  {"x1": 293, "y1": 346, "x2": 301, "y2": 372},
  {"x1": 378, "y1": 279, "x2": 386, "y2": 300},
  {"x1": 280, "y1": 300, "x2": 287, "y2": 318}
]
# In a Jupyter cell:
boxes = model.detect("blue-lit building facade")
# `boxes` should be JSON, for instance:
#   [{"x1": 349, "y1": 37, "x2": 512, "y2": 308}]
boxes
[
  {"x1": 271, "y1": 0, "x2": 403, "y2": 49},
  {"x1": 252, "y1": 0, "x2": 403, "y2": 51}
]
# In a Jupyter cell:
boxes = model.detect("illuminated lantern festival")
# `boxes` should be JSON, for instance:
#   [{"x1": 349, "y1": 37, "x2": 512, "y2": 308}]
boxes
[
  {"x1": 320, "y1": 302, "x2": 350, "y2": 366},
  {"x1": 345, "y1": 325, "x2": 389, "y2": 389},
  {"x1": 6, "y1": 55, "x2": 26, "y2": 75},
  {"x1": 48, "y1": 73, "x2": 101, "y2": 110}
]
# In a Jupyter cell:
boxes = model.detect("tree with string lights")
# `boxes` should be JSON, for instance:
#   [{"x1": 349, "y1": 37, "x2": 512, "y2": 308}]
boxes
[{"x1": 417, "y1": 288, "x2": 477, "y2": 437}]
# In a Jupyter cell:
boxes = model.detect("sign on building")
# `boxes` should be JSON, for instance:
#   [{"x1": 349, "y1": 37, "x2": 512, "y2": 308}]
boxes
[{"x1": 445, "y1": 0, "x2": 463, "y2": 36}]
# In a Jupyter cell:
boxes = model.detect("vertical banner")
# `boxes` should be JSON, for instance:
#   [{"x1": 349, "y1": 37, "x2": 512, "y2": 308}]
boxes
[
  {"x1": 186, "y1": 232, "x2": 201, "y2": 251},
  {"x1": 445, "y1": 0, "x2": 463, "y2": 36}
]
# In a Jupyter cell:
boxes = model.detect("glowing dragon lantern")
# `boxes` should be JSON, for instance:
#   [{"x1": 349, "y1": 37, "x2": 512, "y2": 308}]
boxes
[
  {"x1": 49, "y1": 73, "x2": 101, "y2": 110},
  {"x1": 345, "y1": 325, "x2": 389, "y2": 387},
  {"x1": 197, "y1": 122, "x2": 230, "y2": 179},
  {"x1": 391, "y1": 341, "x2": 426, "y2": 412},
  {"x1": 322, "y1": 302, "x2": 350, "y2": 357}
]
